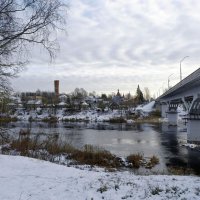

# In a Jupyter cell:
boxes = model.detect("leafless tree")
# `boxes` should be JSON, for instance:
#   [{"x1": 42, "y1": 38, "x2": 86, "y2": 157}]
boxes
[
  {"x1": 0, "y1": 0, "x2": 67, "y2": 96},
  {"x1": 144, "y1": 87, "x2": 151, "y2": 101}
]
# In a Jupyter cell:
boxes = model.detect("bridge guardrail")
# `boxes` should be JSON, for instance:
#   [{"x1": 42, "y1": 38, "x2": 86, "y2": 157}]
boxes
[{"x1": 157, "y1": 68, "x2": 200, "y2": 100}]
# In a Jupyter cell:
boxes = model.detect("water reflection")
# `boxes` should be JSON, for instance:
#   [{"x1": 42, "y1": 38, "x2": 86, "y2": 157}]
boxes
[{"x1": 1, "y1": 121, "x2": 200, "y2": 174}]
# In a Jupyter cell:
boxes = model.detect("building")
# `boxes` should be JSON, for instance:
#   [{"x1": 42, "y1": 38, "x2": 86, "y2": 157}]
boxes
[{"x1": 54, "y1": 80, "x2": 59, "y2": 97}]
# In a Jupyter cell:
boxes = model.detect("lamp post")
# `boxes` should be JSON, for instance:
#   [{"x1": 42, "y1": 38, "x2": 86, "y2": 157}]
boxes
[
  {"x1": 158, "y1": 82, "x2": 165, "y2": 97},
  {"x1": 168, "y1": 73, "x2": 173, "y2": 89},
  {"x1": 180, "y1": 56, "x2": 189, "y2": 82}
]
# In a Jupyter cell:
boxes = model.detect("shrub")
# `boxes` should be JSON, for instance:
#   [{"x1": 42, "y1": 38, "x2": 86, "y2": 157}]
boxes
[
  {"x1": 8, "y1": 131, "x2": 122, "y2": 168},
  {"x1": 71, "y1": 144, "x2": 121, "y2": 168},
  {"x1": 167, "y1": 166, "x2": 194, "y2": 175},
  {"x1": 0, "y1": 116, "x2": 18, "y2": 123},
  {"x1": 127, "y1": 153, "x2": 143, "y2": 168},
  {"x1": 149, "y1": 110, "x2": 161, "y2": 117},
  {"x1": 42, "y1": 116, "x2": 58, "y2": 123},
  {"x1": 146, "y1": 155, "x2": 159, "y2": 168},
  {"x1": 109, "y1": 117, "x2": 126, "y2": 123},
  {"x1": 97, "y1": 185, "x2": 108, "y2": 193},
  {"x1": 151, "y1": 187, "x2": 163, "y2": 195}
]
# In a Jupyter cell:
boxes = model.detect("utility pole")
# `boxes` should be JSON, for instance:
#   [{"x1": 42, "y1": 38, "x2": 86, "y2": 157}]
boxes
[
  {"x1": 180, "y1": 56, "x2": 189, "y2": 82},
  {"x1": 168, "y1": 73, "x2": 173, "y2": 89}
]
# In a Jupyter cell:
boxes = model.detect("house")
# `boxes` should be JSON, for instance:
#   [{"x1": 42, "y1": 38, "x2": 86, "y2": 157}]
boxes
[
  {"x1": 109, "y1": 89, "x2": 124, "y2": 110},
  {"x1": 59, "y1": 94, "x2": 68, "y2": 102},
  {"x1": 57, "y1": 101, "x2": 67, "y2": 109},
  {"x1": 26, "y1": 100, "x2": 42, "y2": 110},
  {"x1": 81, "y1": 101, "x2": 89, "y2": 110}
]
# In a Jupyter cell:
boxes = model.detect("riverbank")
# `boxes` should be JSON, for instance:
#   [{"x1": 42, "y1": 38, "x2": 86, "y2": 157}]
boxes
[
  {"x1": 0, "y1": 110, "x2": 162, "y2": 124},
  {"x1": 0, "y1": 101, "x2": 159, "y2": 123},
  {"x1": 0, "y1": 154, "x2": 199, "y2": 200}
]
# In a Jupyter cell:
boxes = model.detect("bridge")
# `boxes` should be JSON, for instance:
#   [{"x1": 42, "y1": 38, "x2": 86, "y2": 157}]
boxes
[{"x1": 156, "y1": 67, "x2": 200, "y2": 143}]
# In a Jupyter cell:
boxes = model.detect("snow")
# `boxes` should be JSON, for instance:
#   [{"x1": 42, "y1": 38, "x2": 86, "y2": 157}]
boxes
[
  {"x1": 58, "y1": 102, "x2": 67, "y2": 106},
  {"x1": 10, "y1": 101, "x2": 159, "y2": 123},
  {"x1": 126, "y1": 119, "x2": 135, "y2": 124},
  {"x1": 11, "y1": 107, "x2": 127, "y2": 122},
  {"x1": 0, "y1": 155, "x2": 200, "y2": 200},
  {"x1": 63, "y1": 109, "x2": 125, "y2": 122},
  {"x1": 182, "y1": 143, "x2": 199, "y2": 149},
  {"x1": 136, "y1": 101, "x2": 155, "y2": 113},
  {"x1": 81, "y1": 101, "x2": 89, "y2": 106}
]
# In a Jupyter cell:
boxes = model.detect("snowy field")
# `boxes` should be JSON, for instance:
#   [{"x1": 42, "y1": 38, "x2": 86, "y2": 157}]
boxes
[{"x1": 0, "y1": 155, "x2": 200, "y2": 200}]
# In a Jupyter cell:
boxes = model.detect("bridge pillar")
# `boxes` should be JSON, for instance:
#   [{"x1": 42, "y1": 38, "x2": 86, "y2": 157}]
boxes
[
  {"x1": 161, "y1": 102, "x2": 168, "y2": 118},
  {"x1": 187, "y1": 119, "x2": 200, "y2": 144},
  {"x1": 166, "y1": 111, "x2": 178, "y2": 125},
  {"x1": 187, "y1": 97, "x2": 200, "y2": 144},
  {"x1": 166, "y1": 101, "x2": 179, "y2": 125}
]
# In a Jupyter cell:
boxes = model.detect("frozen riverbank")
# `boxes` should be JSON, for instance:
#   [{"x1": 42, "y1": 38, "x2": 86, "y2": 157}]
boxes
[{"x1": 0, "y1": 155, "x2": 200, "y2": 200}]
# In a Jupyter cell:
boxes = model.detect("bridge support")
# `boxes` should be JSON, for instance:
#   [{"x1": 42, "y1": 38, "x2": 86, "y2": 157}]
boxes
[
  {"x1": 166, "y1": 111, "x2": 178, "y2": 125},
  {"x1": 161, "y1": 102, "x2": 168, "y2": 118},
  {"x1": 165, "y1": 101, "x2": 179, "y2": 125},
  {"x1": 187, "y1": 119, "x2": 200, "y2": 144},
  {"x1": 187, "y1": 97, "x2": 200, "y2": 144}
]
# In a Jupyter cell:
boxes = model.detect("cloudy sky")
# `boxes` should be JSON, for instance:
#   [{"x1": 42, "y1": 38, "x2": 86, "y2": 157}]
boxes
[{"x1": 12, "y1": 0, "x2": 200, "y2": 96}]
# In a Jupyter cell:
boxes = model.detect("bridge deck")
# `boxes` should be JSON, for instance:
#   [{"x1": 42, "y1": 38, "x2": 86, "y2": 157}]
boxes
[{"x1": 157, "y1": 68, "x2": 200, "y2": 100}]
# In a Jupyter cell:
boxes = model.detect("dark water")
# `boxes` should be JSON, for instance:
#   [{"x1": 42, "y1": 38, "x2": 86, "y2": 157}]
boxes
[{"x1": 1, "y1": 121, "x2": 200, "y2": 174}]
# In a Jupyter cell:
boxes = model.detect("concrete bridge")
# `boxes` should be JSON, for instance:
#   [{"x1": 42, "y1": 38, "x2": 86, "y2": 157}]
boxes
[{"x1": 156, "y1": 68, "x2": 200, "y2": 143}]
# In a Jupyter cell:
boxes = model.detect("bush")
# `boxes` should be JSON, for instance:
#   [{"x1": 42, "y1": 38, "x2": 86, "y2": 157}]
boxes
[
  {"x1": 71, "y1": 144, "x2": 121, "y2": 168},
  {"x1": 42, "y1": 116, "x2": 58, "y2": 123},
  {"x1": 146, "y1": 155, "x2": 159, "y2": 168},
  {"x1": 127, "y1": 153, "x2": 143, "y2": 168},
  {"x1": 167, "y1": 166, "x2": 194, "y2": 175},
  {"x1": 9, "y1": 131, "x2": 122, "y2": 168},
  {"x1": 151, "y1": 187, "x2": 163, "y2": 195},
  {"x1": 109, "y1": 117, "x2": 126, "y2": 123},
  {"x1": 149, "y1": 110, "x2": 161, "y2": 117},
  {"x1": 0, "y1": 116, "x2": 18, "y2": 123}
]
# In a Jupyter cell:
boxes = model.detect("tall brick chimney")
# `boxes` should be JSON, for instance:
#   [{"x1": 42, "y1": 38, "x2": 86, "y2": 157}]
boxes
[{"x1": 54, "y1": 80, "x2": 59, "y2": 97}]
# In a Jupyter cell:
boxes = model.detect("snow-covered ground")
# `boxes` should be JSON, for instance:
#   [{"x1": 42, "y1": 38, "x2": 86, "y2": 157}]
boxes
[
  {"x1": 12, "y1": 101, "x2": 157, "y2": 122},
  {"x1": 0, "y1": 155, "x2": 200, "y2": 200},
  {"x1": 62, "y1": 109, "x2": 126, "y2": 122},
  {"x1": 136, "y1": 101, "x2": 155, "y2": 113},
  {"x1": 12, "y1": 108, "x2": 126, "y2": 122}
]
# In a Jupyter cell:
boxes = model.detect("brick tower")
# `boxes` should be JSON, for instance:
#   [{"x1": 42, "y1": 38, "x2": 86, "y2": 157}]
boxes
[{"x1": 54, "y1": 80, "x2": 59, "y2": 97}]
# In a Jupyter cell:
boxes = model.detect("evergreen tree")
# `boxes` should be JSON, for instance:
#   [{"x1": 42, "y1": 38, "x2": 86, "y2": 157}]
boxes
[{"x1": 135, "y1": 85, "x2": 144, "y2": 104}]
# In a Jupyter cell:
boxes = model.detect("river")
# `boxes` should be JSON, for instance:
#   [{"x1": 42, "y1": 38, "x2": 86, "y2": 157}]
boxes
[{"x1": 1, "y1": 121, "x2": 200, "y2": 174}]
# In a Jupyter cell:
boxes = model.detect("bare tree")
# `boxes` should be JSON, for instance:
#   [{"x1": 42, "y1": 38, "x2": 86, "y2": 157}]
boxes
[
  {"x1": 144, "y1": 87, "x2": 151, "y2": 101},
  {"x1": 0, "y1": 0, "x2": 67, "y2": 95},
  {"x1": 72, "y1": 88, "x2": 88, "y2": 99}
]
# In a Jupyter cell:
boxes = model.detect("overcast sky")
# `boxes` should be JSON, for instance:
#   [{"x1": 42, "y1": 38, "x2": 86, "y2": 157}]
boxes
[{"x1": 11, "y1": 0, "x2": 200, "y2": 96}]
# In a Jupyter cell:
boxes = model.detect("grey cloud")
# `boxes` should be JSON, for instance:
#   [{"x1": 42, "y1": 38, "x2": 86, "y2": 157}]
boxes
[{"x1": 11, "y1": 0, "x2": 200, "y2": 94}]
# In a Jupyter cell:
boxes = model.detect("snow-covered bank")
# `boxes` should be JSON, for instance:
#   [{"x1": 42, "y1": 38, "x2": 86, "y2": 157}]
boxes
[
  {"x1": 136, "y1": 101, "x2": 155, "y2": 113},
  {"x1": 9, "y1": 101, "x2": 157, "y2": 123},
  {"x1": 62, "y1": 110, "x2": 124, "y2": 122},
  {"x1": 0, "y1": 155, "x2": 200, "y2": 200}
]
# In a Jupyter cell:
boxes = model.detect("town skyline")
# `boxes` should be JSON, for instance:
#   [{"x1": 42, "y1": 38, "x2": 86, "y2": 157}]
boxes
[{"x1": 11, "y1": 1, "x2": 200, "y2": 95}]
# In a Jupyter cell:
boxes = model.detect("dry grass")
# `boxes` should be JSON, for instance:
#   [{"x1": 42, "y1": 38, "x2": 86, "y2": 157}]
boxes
[
  {"x1": 10, "y1": 131, "x2": 75, "y2": 157},
  {"x1": 70, "y1": 144, "x2": 121, "y2": 168},
  {"x1": 167, "y1": 166, "x2": 194, "y2": 175},
  {"x1": 5, "y1": 130, "x2": 160, "y2": 170},
  {"x1": 9, "y1": 131, "x2": 121, "y2": 168},
  {"x1": 0, "y1": 117, "x2": 18, "y2": 123},
  {"x1": 146, "y1": 155, "x2": 159, "y2": 169},
  {"x1": 127, "y1": 153, "x2": 144, "y2": 168},
  {"x1": 42, "y1": 116, "x2": 58, "y2": 123},
  {"x1": 109, "y1": 117, "x2": 126, "y2": 123}
]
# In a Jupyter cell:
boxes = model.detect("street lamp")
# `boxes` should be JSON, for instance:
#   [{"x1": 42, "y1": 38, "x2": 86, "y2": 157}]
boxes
[
  {"x1": 168, "y1": 73, "x2": 173, "y2": 89},
  {"x1": 157, "y1": 82, "x2": 165, "y2": 97},
  {"x1": 180, "y1": 56, "x2": 189, "y2": 82}
]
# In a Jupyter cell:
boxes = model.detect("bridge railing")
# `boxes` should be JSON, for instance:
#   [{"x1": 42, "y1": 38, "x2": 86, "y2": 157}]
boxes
[{"x1": 157, "y1": 67, "x2": 200, "y2": 100}]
